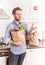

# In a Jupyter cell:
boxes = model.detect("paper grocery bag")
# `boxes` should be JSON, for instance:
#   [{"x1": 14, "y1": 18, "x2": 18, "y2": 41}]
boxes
[
  {"x1": 11, "y1": 30, "x2": 25, "y2": 43},
  {"x1": 29, "y1": 32, "x2": 39, "y2": 46}
]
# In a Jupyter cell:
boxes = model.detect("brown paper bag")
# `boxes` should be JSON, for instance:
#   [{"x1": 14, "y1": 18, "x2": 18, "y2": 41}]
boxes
[
  {"x1": 11, "y1": 30, "x2": 25, "y2": 43},
  {"x1": 29, "y1": 32, "x2": 39, "y2": 46}
]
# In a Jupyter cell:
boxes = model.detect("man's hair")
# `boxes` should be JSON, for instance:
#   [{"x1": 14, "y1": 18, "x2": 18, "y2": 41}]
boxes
[{"x1": 12, "y1": 7, "x2": 22, "y2": 14}]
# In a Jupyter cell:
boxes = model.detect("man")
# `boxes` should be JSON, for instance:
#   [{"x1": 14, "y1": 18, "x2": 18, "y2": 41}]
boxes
[{"x1": 4, "y1": 7, "x2": 37, "y2": 65}]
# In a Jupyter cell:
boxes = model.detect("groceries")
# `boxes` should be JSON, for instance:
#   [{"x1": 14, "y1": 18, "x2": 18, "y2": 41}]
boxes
[
  {"x1": 29, "y1": 31, "x2": 39, "y2": 46},
  {"x1": 20, "y1": 24, "x2": 26, "y2": 30},
  {"x1": 11, "y1": 24, "x2": 26, "y2": 32},
  {"x1": 11, "y1": 24, "x2": 26, "y2": 43},
  {"x1": 11, "y1": 27, "x2": 19, "y2": 32}
]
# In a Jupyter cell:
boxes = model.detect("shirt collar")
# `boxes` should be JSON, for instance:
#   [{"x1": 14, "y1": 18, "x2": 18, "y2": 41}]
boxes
[{"x1": 13, "y1": 20, "x2": 22, "y2": 25}]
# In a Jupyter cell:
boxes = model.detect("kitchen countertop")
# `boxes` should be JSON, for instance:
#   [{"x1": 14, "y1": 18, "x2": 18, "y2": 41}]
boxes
[
  {"x1": 0, "y1": 44, "x2": 44, "y2": 50},
  {"x1": 26, "y1": 45, "x2": 45, "y2": 49},
  {"x1": 0, "y1": 43, "x2": 10, "y2": 50},
  {"x1": 0, "y1": 41, "x2": 45, "y2": 50},
  {"x1": 0, "y1": 45, "x2": 10, "y2": 50}
]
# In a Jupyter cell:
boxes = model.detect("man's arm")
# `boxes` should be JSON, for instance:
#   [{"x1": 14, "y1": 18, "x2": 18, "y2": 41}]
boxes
[
  {"x1": 25, "y1": 23, "x2": 37, "y2": 40},
  {"x1": 8, "y1": 40, "x2": 24, "y2": 46}
]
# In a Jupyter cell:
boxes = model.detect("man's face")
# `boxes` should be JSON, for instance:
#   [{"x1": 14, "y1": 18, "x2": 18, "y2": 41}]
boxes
[{"x1": 13, "y1": 10, "x2": 22, "y2": 21}]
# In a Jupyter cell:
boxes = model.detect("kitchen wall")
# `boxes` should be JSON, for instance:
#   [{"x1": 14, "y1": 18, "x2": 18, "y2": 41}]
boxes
[
  {"x1": 0, "y1": 0, "x2": 45, "y2": 40},
  {"x1": 1, "y1": 0, "x2": 45, "y2": 21},
  {"x1": 0, "y1": 20, "x2": 11, "y2": 37}
]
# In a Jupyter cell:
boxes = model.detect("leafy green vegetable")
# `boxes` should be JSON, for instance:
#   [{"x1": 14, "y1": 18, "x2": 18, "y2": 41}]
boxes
[{"x1": 20, "y1": 24, "x2": 26, "y2": 30}]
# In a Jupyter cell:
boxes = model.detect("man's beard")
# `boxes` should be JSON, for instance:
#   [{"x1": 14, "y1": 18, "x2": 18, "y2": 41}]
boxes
[{"x1": 15, "y1": 18, "x2": 21, "y2": 21}]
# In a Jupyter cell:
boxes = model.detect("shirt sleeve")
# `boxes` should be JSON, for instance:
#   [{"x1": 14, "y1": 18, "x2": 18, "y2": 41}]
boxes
[{"x1": 4, "y1": 25, "x2": 11, "y2": 44}]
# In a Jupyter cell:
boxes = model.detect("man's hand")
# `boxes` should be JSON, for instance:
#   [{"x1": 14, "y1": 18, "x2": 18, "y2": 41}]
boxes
[
  {"x1": 8, "y1": 40, "x2": 25, "y2": 46},
  {"x1": 30, "y1": 23, "x2": 37, "y2": 31},
  {"x1": 16, "y1": 40, "x2": 25, "y2": 46},
  {"x1": 29, "y1": 23, "x2": 37, "y2": 35}
]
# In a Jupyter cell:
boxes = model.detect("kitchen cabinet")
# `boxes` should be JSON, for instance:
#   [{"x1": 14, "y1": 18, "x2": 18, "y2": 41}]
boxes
[
  {"x1": 0, "y1": 45, "x2": 10, "y2": 65},
  {"x1": 23, "y1": 48, "x2": 45, "y2": 65},
  {"x1": 0, "y1": 57, "x2": 8, "y2": 65}
]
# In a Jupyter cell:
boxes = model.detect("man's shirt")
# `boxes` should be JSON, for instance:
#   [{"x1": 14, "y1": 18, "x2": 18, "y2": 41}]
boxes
[{"x1": 4, "y1": 21, "x2": 29, "y2": 55}]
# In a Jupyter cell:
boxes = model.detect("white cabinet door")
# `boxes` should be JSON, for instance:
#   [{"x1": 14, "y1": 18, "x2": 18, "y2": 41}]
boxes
[
  {"x1": 23, "y1": 48, "x2": 45, "y2": 65},
  {"x1": 0, "y1": 57, "x2": 6, "y2": 65},
  {"x1": 23, "y1": 49, "x2": 31, "y2": 65}
]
